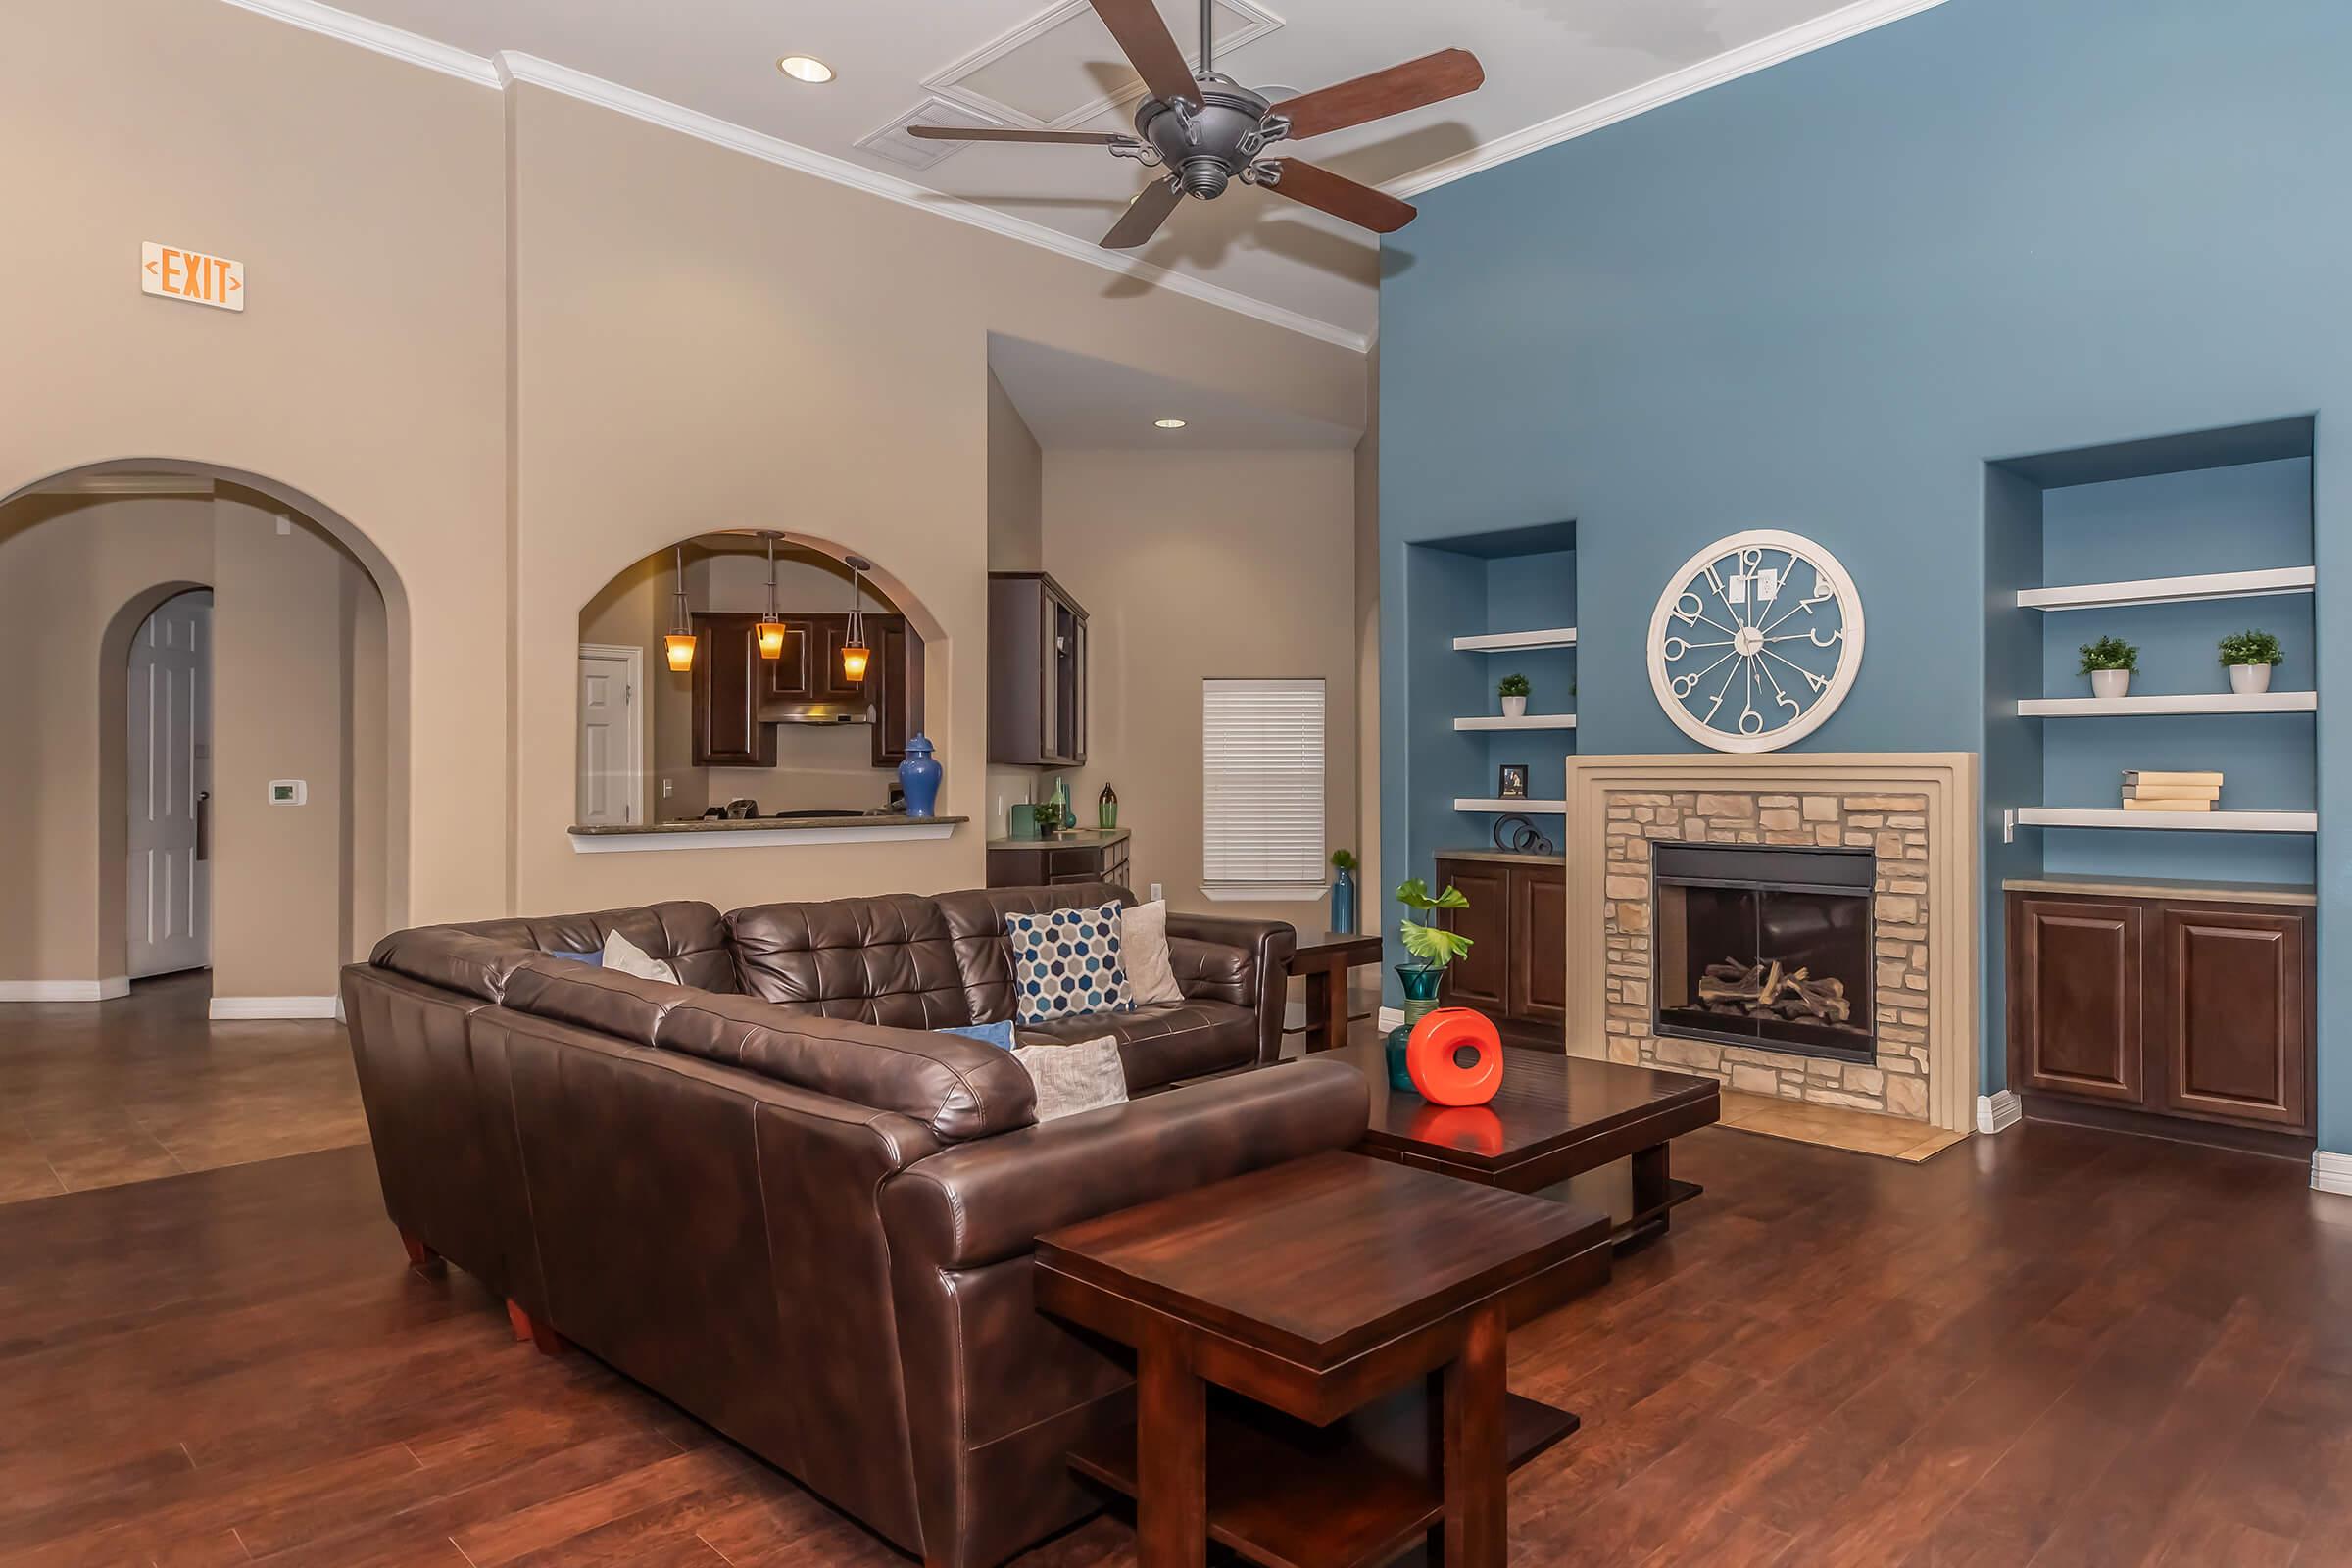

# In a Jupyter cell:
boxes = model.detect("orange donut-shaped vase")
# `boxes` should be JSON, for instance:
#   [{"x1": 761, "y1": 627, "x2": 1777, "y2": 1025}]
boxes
[{"x1": 1405, "y1": 1007, "x2": 1504, "y2": 1106}]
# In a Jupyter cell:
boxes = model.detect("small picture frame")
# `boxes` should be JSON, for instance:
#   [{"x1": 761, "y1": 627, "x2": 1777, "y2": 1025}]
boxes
[{"x1": 1497, "y1": 763, "x2": 1530, "y2": 799}]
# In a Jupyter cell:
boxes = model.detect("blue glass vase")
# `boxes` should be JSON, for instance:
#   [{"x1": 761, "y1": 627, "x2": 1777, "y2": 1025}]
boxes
[
  {"x1": 1329, "y1": 869, "x2": 1356, "y2": 934},
  {"x1": 1386, "y1": 966, "x2": 1444, "y2": 1092},
  {"x1": 896, "y1": 734, "x2": 942, "y2": 818}
]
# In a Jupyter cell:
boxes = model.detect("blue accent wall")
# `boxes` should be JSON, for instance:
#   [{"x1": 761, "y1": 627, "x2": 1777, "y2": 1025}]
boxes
[{"x1": 1378, "y1": 0, "x2": 2352, "y2": 1148}]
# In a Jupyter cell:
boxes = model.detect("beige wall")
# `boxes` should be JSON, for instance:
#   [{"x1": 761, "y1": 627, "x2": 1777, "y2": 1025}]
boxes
[
  {"x1": 2, "y1": 0, "x2": 1367, "y2": 982},
  {"x1": 1041, "y1": 451, "x2": 1357, "y2": 932}
]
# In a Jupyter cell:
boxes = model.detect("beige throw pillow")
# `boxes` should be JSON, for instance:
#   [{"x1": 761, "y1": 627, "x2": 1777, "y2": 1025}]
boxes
[
  {"x1": 1119, "y1": 900, "x2": 1186, "y2": 1006},
  {"x1": 601, "y1": 928, "x2": 680, "y2": 985},
  {"x1": 1010, "y1": 1037, "x2": 1128, "y2": 1122}
]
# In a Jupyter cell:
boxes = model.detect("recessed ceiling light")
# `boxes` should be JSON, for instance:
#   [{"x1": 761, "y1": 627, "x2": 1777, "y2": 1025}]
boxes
[
  {"x1": 1154, "y1": 417, "x2": 1188, "y2": 429},
  {"x1": 777, "y1": 55, "x2": 835, "y2": 83}
]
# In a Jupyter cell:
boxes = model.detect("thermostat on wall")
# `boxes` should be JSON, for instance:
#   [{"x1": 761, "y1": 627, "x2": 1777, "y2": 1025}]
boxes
[{"x1": 267, "y1": 780, "x2": 307, "y2": 806}]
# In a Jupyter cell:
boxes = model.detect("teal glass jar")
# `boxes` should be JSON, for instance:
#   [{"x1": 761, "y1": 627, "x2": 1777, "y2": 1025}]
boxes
[{"x1": 1385, "y1": 966, "x2": 1444, "y2": 1092}]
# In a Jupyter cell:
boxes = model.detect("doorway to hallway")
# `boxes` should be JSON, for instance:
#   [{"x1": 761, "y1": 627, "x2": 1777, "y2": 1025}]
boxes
[{"x1": 126, "y1": 589, "x2": 212, "y2": 980}]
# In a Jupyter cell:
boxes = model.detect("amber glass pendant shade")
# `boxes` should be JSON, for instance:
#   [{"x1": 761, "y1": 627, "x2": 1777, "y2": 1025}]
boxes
[
  {"x1": 840, "y1": 639, "x2": 870, "y2": 682},
  {"x1": 756, "y1": 619, "x2": 787, "y2": 659},
  {"x1": 664, "y1": 633, "x2": 698, "y2": 672}
]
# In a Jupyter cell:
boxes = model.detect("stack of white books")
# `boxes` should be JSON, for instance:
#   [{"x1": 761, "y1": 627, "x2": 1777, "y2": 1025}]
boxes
[{"x1": 2121, "y1": 770, "x2": 2222, "y2": 812}]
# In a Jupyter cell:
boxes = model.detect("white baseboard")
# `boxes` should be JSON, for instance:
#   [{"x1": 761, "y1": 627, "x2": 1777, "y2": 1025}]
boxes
[
  {"x1": 2314, "y1": 1152, "x2": 2352, "y2": 1197},
  {"x1": 208, "y1": 995, "x2": 341, "y2": 1020},
  {"x1": 1377, "y1": 1006, "x2": 1404, "y2": 1031},
  {"x1": 0, "y1": 977, "x2": 131, "y2": 1003},
  {"x1": 1976, "y1": 1090, "x2": 2023, "y2": 1135}
]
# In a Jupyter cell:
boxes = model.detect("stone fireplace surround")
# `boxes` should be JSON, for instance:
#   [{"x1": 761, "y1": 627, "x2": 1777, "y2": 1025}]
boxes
[{"x1": 1562, "y1": 754, "x2": 1980, "y2": 1135}]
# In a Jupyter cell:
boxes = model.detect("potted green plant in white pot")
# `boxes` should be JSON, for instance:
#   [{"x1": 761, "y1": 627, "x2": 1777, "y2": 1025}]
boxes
[
  {"x1": 2220, "y1": 629, "x2": 2283, "y2": 695},
  {"x1": 1497, "y1": 672, "x2": 1531, "y2": 719},
  {"x1": 2079, "y1": 636, "x2": 2138, "y2": 700}
]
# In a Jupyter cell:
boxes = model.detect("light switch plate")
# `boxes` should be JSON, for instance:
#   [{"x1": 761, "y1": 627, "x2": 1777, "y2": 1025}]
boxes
[
  {"x1": 1149, "y1": 882, "x2": 1164, "y2": 902},
  {"x1": 268, "y1": 779, "x2": 307, "y2": 806}
]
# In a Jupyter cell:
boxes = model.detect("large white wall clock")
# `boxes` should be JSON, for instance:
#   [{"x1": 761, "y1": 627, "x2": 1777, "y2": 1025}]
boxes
[{"x1": 1645, "y1": 529, "x2": 1865, "y2": 753}]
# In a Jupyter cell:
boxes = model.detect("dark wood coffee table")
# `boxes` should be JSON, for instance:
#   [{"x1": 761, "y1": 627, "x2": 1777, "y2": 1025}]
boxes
[
  {"x1": 1316, "y1": 1042, "x2": 1720, "y2": 1250},
  {"x1": 1036, "y1": 1151, "x2": 1611, "y2": 1568}
]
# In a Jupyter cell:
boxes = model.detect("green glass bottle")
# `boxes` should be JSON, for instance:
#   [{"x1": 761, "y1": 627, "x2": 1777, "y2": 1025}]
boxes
[{"x1": 1098, "y1": 782, "x2": 1118, "y2": 830}]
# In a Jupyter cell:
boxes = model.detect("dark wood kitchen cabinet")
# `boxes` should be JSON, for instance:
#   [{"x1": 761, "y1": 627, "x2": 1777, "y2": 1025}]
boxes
[
  {"x1": 691, "y1": 612, "x2": 778, "y2": 767},
  {"x1": 988, "y1": 572, "x2": 1087, "y2": 766},
  {"x1": 2006, "y1": 885, "x2": 2313, "y2": 1146},
  {"x1": 697, "y1": 612, "x2": 922, "y2": 769},
  {"x1": 1434, "y1": 855, "x2": 1566, "y2": 1043}
]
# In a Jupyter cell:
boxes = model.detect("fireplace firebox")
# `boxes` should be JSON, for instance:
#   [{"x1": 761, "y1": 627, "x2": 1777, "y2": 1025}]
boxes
[{"x1": 1651, "y1": 841, "x2": 1875, "y2": 1064}]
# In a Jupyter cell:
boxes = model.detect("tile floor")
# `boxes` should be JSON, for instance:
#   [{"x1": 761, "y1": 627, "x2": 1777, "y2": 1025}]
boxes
[{"x1": 0, "y1": 971, "x2": 368, "y2": 1203}]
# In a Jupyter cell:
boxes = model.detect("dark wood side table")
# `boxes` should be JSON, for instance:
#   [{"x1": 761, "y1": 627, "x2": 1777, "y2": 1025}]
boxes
[
  {"x1": 1036, "y1": 1151, "x2": 1611, "y2": 1568},
  {"x1": 1289, "y1": 930, "x2": 1384, "y2": 1054},
  {"x1": 1315, "y1": 1042, "x2": 1720, "y2": 1251}
]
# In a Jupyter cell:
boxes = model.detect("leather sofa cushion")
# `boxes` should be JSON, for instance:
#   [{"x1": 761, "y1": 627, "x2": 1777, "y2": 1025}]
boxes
[
  {"x1": 726, "y1": 894, "x2": 974, "y2": 1029},
  {"x1": 934, "y1": 883, "x2": 1131, "y2": 1024},
  {"x1": 501, "y1": 959, "x2": 693, "y2": 1047},
  {"x1": 371, "y1": 901, "x2": 735, "y2": 1001},
  {"x1": 1015, "y1": 999, "x2": 1257, "y2": 1091},
  {"x1": 656, "y1": 992, "x2": 1036, "y2": 1141}
]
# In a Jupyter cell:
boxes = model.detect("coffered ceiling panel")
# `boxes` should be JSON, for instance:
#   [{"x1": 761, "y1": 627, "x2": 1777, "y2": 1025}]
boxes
[{"x1": 233, "y1": 0, "x2": 1946, "y2": 346}]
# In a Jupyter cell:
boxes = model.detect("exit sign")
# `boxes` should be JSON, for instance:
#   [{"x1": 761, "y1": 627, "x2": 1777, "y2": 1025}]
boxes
[{"x1": 142, "y1": 242, "x2": 244, "y2": 312}]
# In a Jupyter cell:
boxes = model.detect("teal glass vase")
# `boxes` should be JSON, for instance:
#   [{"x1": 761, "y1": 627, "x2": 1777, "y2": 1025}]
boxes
[{"x1": 1386, "y1": 966, "x2": 1444, "y2": 1092}]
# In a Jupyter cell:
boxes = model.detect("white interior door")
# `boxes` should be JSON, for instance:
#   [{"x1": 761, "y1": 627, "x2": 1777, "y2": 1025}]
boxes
[
  {"x1": 128, "y1": 591, "x2": 212, "y2": 978},
  {"x1": 577, "y1": 645, "x2": 642, "y2": 826}
]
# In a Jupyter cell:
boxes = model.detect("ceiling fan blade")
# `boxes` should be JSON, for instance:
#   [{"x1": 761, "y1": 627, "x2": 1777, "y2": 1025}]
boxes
[
  {"x1": 1102, "y1": 179, "x2": 1183, "y2": 249},
  {"x1": 1261, "y1": 159, "x2": 1418, "y2": 234},
  {"x1": 906, "y1": 126, "x2": 1135, "y2": 145},
  {"x1": 1088, "y1": 0, "x2": 1201, "y2": 107},
  {"x1": 1268, "y1": 48, "x2": 1485, "y2": 141}
]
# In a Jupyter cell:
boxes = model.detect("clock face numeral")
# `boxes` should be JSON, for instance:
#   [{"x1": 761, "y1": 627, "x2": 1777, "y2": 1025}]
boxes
[{"x1": 1646, "y1": 531, "x2": 1864, "y2": 755}]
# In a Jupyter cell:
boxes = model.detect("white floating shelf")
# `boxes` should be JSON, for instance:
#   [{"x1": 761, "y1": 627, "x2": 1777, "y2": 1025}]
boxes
[
  {"x1": 2014, "y1": 807, "x2": 2317, "y2": 834},
  {"x1": 1452, "y1": 627, "x2": 1578, "y2": 652},
  {"x1": 2018, "y1": 691, "x2": 2317, "y2": 717},
  {"x1": 1455, "y1": 797, "x2": 1568, "y2": 813},
  {"x1": 2018, "y1": 566, "x2": 2314, "y2": 612},
  {"x1": 1453, "y1": 713, "x2": 1579, "y2": 731}
]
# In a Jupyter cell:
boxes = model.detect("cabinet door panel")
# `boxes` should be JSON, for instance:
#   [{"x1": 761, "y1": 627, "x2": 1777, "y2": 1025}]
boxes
[
  {"x1": 870, "y1": 616, "x2": 921, "y2": 766},
  {"x1": 1507, "y1": 864, "x2": 1568, "y2": 1027},
  {"x1": 692, "y1": 613, "x2": 776, "y2": 768},
  {"x1": 760, "y1": 621, "x2": 813, "y2": 703},
  {"x1": 2154, "y1": 906, "x2": 2309, "y2": 1130},
  {"x1": 1434, "y1": 859, "x2": 1510, "y2": 1014},
  {"x1": 2013, "y1": 898, "x2": 2142, "y2": 1104}
]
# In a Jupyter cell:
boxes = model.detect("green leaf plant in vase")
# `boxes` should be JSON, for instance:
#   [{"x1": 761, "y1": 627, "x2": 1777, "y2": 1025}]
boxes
[
  {"x1": 1497, "y1": 671, "x2": 1532, "y2": 720},
  {"x1": 2078, "y1": 635, "x2": 2138, "y2": 701},
  {"x1": 1389, "y1": 877, "x2": 1473, "y2": 1092},
  {"x1": 2219, "y1": 628, "x2": 2283, "y2": 696}
]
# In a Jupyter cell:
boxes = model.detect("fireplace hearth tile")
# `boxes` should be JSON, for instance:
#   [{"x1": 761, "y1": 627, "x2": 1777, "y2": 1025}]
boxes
[{"x1": 1716, "y1": 1091, "x2": 1967, "y2": 1163}]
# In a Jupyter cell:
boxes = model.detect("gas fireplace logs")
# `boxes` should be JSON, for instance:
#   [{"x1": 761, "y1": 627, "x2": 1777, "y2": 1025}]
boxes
[{"x1": 1696, "y1": 958, "x2": 1853, "y2": 1025}]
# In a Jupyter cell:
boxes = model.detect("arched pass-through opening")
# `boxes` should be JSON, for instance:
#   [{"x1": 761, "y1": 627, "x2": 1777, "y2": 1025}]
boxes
[{"x1": 0, "y1": 460, "x2": 411, "y2": 1009}]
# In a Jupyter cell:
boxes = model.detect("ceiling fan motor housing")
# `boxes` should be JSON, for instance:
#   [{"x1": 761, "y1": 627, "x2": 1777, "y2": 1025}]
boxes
[{"x1": 1136, "y1": 74, "x2": 1276, "y2": 200}]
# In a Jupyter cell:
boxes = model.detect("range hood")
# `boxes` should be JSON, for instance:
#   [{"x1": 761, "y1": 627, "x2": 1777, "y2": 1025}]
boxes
[{"x1": 759, "y1": 697, "x2": 873, "y2": 725}]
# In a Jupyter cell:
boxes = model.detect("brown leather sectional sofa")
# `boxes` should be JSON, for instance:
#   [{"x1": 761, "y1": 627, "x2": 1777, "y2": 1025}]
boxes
[{"x1": 341, "y1": 882, "x2": 1370, "y2": 1568}]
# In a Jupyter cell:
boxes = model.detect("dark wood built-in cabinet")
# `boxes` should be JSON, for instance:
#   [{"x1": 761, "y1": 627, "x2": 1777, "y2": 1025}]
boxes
[
  {"x1": 988, "y1": 572, "x2": 1088, "y2": 766},
  {"x1": 1435, "y1": 855, "x2": 1567, "y2": 1041},
  {"x1": 2007, "y1": 886, "x2": 2313, "y2": 1147},
  {"x1": 986, "y1": 829, "x2": 1130, "y2": 891},
  {"x1": 690, "y1": 611, "x2": 922, "y2": 768}
]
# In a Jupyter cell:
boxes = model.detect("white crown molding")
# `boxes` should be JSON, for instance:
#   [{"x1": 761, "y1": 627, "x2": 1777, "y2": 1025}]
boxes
[
  {"x1": 0, "y1": 977, "x2": 131, "y2": 1004},
  {"x1": 1976, "y1": 1090, "x2": 2022, "y2": 1136},
  {"x1": 2315, "y1": 1151, "x2": 2352, "y2": 1198},
  {"x1": 1389, "y1": 0, "x2": 1952, "y2": 199},
  {"x1": 210, "y1": 2, "x2": 1366, "y2": 352},
  {"x1": 209, "y1": 995, "x2": 342, "y2": 1020},
  {"x1": 217, "y1": 0, "x2": 501, "y2": 85}
]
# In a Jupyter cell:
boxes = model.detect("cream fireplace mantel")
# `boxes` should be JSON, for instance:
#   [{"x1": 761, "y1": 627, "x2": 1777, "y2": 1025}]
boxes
[{"x1": 1562, "y1": 753, "x2": 1980, "y2": 1135}]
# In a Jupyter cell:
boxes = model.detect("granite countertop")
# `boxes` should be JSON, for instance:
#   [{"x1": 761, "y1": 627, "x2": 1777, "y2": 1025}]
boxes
[
  {"x1": 570, "y1": 813, "x2": 968, "y2": 837},
  {"x1": 2000, "y1": 872, "x2": 2315, "y2": 906},
  {"x1": 986, "y1": 828, "x2": 1131, "y2": 850},
  {"x1": 1437, "y1": 846, "x2": 1565, "y2": 865}
]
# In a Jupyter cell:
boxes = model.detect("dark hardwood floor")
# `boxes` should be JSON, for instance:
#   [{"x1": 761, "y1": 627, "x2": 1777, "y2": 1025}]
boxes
[{"x1": 0, "y1": 1114, "x2": 2346, "y2": 1564}]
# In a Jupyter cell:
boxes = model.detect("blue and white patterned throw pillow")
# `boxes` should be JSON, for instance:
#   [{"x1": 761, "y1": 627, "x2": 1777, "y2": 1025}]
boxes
[{"x1": 1005, "y1": 902, "x2": 1133, "y2": 1024}]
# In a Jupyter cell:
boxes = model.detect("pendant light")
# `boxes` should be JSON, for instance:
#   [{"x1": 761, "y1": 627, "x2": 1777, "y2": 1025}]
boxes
[
  {"x1": 840, "y1": 555, "x2": 872, "y2": 683},
  {"x1": 663, "y1": 544, "x2": 698, "y2": 672},
  {"x1": 755, "y1": 533, "x2": 787, "y2": 660}
]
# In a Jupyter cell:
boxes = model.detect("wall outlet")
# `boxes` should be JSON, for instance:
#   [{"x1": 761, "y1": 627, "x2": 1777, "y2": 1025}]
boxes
[
  {"x1": 662, "y1": 777, "x2": 674, "y2": 799},
  {"x1": 1149, "y1": 882, "x2": 1164, "y2": 902}
]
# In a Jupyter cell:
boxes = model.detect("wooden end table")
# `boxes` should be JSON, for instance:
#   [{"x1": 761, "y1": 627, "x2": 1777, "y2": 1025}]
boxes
[
  {"x1": 1287, "y1": 930, "x2": 1385, "y2": 1054},
  {"x1": 1036, "y1": 1151, "x2": 1611, "y2": 1568},
  {"x1": 1316, "y1": 1042, "x2": 1720, "y2": 1250}
]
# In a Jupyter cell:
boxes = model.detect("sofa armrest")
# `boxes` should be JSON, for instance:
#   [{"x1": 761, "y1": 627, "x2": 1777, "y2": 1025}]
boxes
[
  {"x1": 879, "y1": 1057, "x2": 1366, "y2": 1271},
  {"x1": 1164, "y1": 912, "x2": 1297, "y2": 1066}
]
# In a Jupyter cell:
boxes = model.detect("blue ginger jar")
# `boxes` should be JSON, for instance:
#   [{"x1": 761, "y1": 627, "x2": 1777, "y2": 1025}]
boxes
[{"x1": 897, "y1": 734, "x2": 942, "y2": 818}]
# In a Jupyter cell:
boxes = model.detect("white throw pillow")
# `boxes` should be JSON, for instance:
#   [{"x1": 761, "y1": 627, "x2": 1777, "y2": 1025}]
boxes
[
  {"x1": 1119, "y1": 900, "x2": 1186, "y2": 1006},
  {"x1": 601, "y1": 928, "x2": 680, "y2": 985},
  {"x1": 1010, "y1": 1037, "x2": 1128, "y2": 1122}
]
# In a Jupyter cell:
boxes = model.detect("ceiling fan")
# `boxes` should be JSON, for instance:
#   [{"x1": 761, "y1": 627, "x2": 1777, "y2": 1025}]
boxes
[{"x1": 908, "y1": 0, "x2": 1483, "y2": 248}]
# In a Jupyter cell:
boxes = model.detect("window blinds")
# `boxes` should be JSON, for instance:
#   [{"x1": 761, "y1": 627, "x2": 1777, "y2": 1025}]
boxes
[{"x1": 1202, "y1": 677, "x2": 1326, "y2": 898}]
